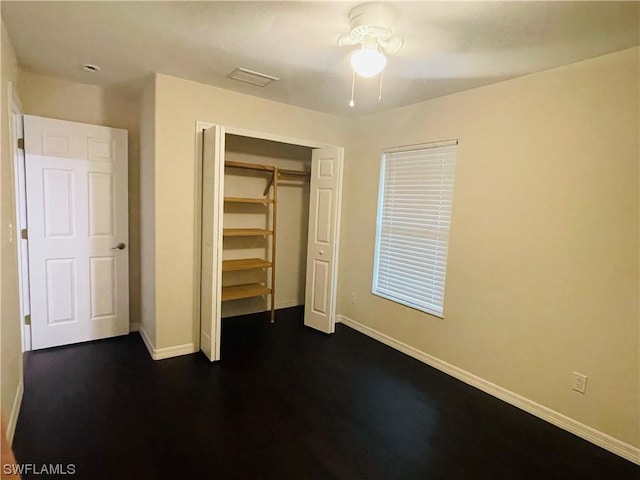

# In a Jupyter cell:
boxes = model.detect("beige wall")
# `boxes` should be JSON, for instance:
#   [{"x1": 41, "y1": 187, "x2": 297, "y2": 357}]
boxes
[
  {"x1": 222, "y1": 135, "x2": 311, "y2": 318},
  {"x1": 0, "y1": 20, "x2": 22, "y2": 439},
  {"x1": 139, "y1": 77, "x2": 156, "y2": 342},
  {"x1": 150, "y1": 73, "x2": 352, "y2": 349},
  {"x1": 18, "y1": 71, "x2": 142, "y2": 328},
  {"x1": 339, "y1": 47, "x2": 640, "y2": 447}
]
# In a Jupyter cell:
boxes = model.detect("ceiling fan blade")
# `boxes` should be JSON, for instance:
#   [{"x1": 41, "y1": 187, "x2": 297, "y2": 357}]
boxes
[
  {"x1": 337, "y1": 33, "x2": 359, "y2": 47},
  {"x1": 378, "y1": 36, "x2": 404, "y2": 54}
]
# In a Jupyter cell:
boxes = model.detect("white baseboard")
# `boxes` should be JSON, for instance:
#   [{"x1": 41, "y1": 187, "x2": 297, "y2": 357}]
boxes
[
  {"x1": 138, "y1": 324, "x2": 155, "y2": 358},
  {"x1": 138, "y1": 324, "x2": 197, "y2": 361},
  {"x1": 337, "y1": 314, "x2": 640, "y2": 465},
  {"x1": 153, "y1": 342, "x2": 198, "y2": 361},
  {"x1": 6, "y1": 380, "x2": 24, "y2": 445},
  {"x1": 129, "y1": 322, "x2": 140, "y2": 333}
]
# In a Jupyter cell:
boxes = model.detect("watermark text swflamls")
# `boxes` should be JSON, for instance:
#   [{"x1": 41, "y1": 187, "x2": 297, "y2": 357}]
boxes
[{"x1": 3, "y1": 463, "x2": 76, "y2": 475}]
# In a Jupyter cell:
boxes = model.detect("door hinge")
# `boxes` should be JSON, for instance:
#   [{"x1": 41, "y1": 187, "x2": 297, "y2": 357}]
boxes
[
  {"x1": 21, "y1": 228, "x2": 28, "y2": 240},
  {"x1": 17, "y1": 138, "x2": 24, "y2": 150},
  {"x1": 24, "y1": 314, "x2": 31, "y2": 325}
]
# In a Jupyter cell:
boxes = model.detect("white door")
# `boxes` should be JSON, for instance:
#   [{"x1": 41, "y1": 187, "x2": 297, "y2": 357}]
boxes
[
  {"x1": 200, "y1": 125, "x2": 225, "y2": 361},
  {"x1": 24, "y1": 115, "x2": 129, "y2": 350},
  {"x1": 304, "y1": 147, "x2": 343, "y2": 333}
]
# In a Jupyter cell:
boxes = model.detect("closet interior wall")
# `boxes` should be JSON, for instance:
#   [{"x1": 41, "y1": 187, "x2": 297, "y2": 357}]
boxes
[{"x1": 222, "y1": 134, "x2": 312, "y2": 318}]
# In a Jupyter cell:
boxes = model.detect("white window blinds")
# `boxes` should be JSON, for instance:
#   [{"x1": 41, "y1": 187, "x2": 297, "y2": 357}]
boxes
[{"x1": 373, "y1": 141, "x2": 458, "y2": 317}]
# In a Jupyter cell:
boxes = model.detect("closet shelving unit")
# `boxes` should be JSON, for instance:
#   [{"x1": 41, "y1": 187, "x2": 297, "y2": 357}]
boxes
[
  {"x1": 222, "y1": 160, "x2": 278, "y2": 322},
  {"x1": 221, "y1": 160, "x2": 310, "y2": 323}
]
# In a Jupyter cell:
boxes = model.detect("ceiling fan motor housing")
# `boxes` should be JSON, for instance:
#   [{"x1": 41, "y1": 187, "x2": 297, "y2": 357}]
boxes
[{"x1": 339, "y1": 3, "x2": 404, "y2": 54}]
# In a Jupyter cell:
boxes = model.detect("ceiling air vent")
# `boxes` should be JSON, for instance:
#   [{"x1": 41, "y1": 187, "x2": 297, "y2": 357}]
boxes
[{"x1": 227, "y1": 68, "x2": 279, "y2": 87}]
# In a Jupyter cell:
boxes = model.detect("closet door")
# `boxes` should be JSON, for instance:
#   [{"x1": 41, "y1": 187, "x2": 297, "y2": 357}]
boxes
[
  {"x1": 304, "y1": 146, "x2": 343, "y2": 334},
  {"x1": 200, "y1": 125, "x2": 225, "y2": 361}
]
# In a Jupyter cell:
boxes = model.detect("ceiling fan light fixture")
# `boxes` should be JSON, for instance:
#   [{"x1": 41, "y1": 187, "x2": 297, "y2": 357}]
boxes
[
  {"x1": 350, "y1": 44, "x2": 387, "y2": 78},
  {"x1": 339, "y1": 3, "x2": 403, "y2": 106}
]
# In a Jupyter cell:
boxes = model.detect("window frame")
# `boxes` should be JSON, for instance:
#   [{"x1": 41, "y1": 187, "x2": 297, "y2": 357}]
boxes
[{"x1": 372, "y1": 139, "x2": 458, "y2": 318}]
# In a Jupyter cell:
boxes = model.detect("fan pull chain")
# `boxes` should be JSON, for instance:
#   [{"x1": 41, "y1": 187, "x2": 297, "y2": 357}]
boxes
[
  {"x1": 349, "y1": 69, "x2": 356, "y2": 107},
  {"x1": 378, "y1": 69, "x2": 384, "y2": 103}
]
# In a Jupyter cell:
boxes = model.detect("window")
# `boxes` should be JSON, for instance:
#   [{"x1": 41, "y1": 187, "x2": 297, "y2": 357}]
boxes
[{"x1": 373, "y1": 141, "x2": 458, "y2": 317}]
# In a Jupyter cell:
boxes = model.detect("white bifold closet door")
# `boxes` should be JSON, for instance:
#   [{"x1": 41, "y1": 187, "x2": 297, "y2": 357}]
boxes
[
  {"x1": 24, "y1": 115, "x2": 129, "y2": 350},
  {"x1": 200, "y1": 125, "x2": 225, "y2": 361},
  {"x1": 304, "y1": 147, "x2": 342, "y2": 334}
]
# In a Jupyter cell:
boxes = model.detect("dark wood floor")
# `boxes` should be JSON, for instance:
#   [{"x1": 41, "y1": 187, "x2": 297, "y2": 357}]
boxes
[{"x1": 13, "y1": 307, "x2": 639, "y2": 479}]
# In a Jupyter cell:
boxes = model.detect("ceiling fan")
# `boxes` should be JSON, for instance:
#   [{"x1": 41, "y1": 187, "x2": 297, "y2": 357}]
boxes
[{"x1": 337, "y1": 3, "x2": 404, "y2": 106}]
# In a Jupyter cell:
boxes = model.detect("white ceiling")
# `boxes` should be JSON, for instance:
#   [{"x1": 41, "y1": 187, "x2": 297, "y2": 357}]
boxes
[{"x1": 2, "y1": 1, "x2": 639, "y2": 117}]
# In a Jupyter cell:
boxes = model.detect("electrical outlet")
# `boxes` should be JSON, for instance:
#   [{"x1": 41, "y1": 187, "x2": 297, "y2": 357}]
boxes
[
  {"x1": 350, "y1": 293, "x2": 356, "y2": 305},
  {"x1": 572, "y1": 372, "x2": 588, "y2": 394}
]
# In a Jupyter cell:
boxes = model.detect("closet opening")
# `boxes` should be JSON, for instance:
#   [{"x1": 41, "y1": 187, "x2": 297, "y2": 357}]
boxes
[
  {"x1": 197, "y1": 124, "x2": 343, "y2": 362},
  {"x1": 221, "y1": 134, "x2": 312, "y2": 323}
]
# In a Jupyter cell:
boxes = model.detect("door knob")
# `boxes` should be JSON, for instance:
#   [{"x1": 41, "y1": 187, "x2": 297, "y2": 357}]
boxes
[
  {"x1": 111, "y1": 242, "x2": 126, "y2": 250},
  {"x1": 319, "y1": 250, "x2": 324, "y2": 255}
]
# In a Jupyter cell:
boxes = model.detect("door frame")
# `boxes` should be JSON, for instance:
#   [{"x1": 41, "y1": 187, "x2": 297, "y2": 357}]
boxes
[
  {"x1": 193, "y1": 121, "x2": 344, "y2": 354},
  {"x1": 7, "y1": 81, "x2": 30, "y2": 352}
]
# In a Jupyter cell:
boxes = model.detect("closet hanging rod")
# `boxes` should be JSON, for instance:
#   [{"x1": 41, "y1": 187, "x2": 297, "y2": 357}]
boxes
[
  {"x1": 225, "y1": 160, "x2": 275, "y2": 172},
  {"x1": 278, "y1": 169, "x2": 310, "y2": 178}
]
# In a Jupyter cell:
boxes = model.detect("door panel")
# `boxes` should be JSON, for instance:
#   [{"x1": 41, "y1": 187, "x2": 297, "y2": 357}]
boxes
[
  {"x1": 87, "y1": 137, "x2": 114, "y2": 161},
  {"x1": 315, "y1": 188, "x2": 333, "y2": 244},
  {"x1": 43, "y1": 169, "x2": 75, "y2": 237},
  {"x1": 25, "y1": 115, "x2": 129, "y2": 350},
  {"x1": 88, "y1": 172, "x2": 115, "y2": 236},
  {"x1": 304, "y1": 147, "x2": 343, "y2": 334},
  {"x1": 200, "y1": 125, "x2": 225, "y2": 361},
  {"x1": 311, "y1": 259, "x2": 329, "y2": 314},
  {"x1": 42, "y1": 132, "x2": 72, "y2": 157},
  {"x1": 90, "y1": 256, "x2": 116, "y2": 319},
  {"x1": 45, "y1": 258, "x2": 76, "y2": 324}
]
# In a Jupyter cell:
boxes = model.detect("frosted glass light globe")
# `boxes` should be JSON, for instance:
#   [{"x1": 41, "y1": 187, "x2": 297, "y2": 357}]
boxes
[{"x1": 350, "y1": 47, "x2": 387, "y2": 78}]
